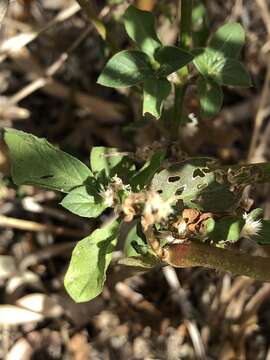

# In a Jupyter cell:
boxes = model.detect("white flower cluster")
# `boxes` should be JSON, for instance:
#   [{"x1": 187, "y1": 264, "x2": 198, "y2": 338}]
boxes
[{"x1": 240, "y1": 212, "x2": 262, "y2": 239}]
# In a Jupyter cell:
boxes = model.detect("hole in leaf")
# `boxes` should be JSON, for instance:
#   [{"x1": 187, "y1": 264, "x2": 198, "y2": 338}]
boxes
[
  {"x1": 193, "y1": 169, "x2": 205, "y2": 178},
  {"x1": 40, "y1": 174, "x2": 54, "y2": 179},
  {"x1": 157, "y1": 189, "x2": 163, "y2": 194},
  {"x1": 202, "y1": 168, "x2": 211, "y2": 173},
  {"x1": 168, "y1": 176, "x2": 180, "y2": 183},
  {"x1": 175, "y1": 187, "x2": 184, "y2": 196}
]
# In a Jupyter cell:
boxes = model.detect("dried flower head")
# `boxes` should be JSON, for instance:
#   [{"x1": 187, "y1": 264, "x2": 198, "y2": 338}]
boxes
[{"x1": 141, "y1": 191, "x2": 173, "y2": 230}]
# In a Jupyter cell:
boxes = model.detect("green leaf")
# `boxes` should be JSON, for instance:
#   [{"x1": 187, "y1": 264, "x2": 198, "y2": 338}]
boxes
[
  {"x1": 97, "y1": 50, "x2": 154, "y2": 88},
  {"x1": 154, "y1": 46, "x2": 193, "y2": 77},
  {"x1": 124, "y1": 221, "x2": 148, "y2": 257},
  {"x1": 61, "y1": 184, "x2": 106, "y2": 218},
  {"x1": 215, "y1": 58, "x2": 251, "y2": 87},
  {"x1": 90, "y1": 147, "x2": 135, "y2": 180},
  {"x1": 193, "y1": 48, "x2": 251, "y2": 87},
  {"x1": 124, "y1": 5, "x2": 161, "y2": 56},
  {"x1": 208, "y1": 22, "x2": 245, "y2": 58},
  {"x1": 64, "y1": 221, "x2": 119, "y2": 302},
  {"x1": 4, "y1": 129, "x2": 92, "y2": 193},
  {"x1": 143, "y1": 78, "x2": 171, "y2": 118},
  {"x1": 131, "y1": 150, "x2": 165, "y2": 191},
  {"x1": 197, "y1": 77, "x2": 223, "y2": 117}
]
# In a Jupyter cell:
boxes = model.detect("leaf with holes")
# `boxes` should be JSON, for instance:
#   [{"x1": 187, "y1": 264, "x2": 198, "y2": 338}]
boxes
[
  {"x1": 151, "y1": 158, "x2": 242, "y2": 212},
  {"x1": 64, "y1": 220, "x2": 119, "y2": 302},
  {"x1": 124, "y1": 5, "x2": 161, "y2": 56},
  {"x1": 97, "y1": 50, "x2": 154, "y2": 88}
]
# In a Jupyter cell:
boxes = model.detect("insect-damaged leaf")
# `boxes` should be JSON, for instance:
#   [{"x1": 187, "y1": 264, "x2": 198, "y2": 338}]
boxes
[{"x1": 151, "y1": 158, "x2": 242, "y2": 212}]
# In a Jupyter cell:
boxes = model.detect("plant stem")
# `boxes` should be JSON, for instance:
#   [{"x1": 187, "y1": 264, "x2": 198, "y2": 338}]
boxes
[
  {"x1": 179, "y1": 0, "x2": 193, "y2": 50},
  {"x1": 164, "y1": 242, "x2": 270, "y2": 282},
  {"x1": 171, "y1": 0, "x2": 193, "y2": 139}
]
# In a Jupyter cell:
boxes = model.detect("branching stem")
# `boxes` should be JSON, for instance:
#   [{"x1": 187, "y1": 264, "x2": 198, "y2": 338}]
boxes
[{"x1": 164, "y1": 241, "x2": 270, "y2": 282}]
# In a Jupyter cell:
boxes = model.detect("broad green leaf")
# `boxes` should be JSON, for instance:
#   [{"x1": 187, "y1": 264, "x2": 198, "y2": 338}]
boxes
[
  {"x1": 131, "y1": 150, "x2": 165, "y2": 191},
  {"x1": 154, "y1": 46, "x2": 193, "y2": 77},
  {"x1": 124, "y1": 5, "x2": 161, "y2": 56},
  {"x1": 4, "y1": 129, "x2": 92, "y2": 193},
  {"x1": 64, "y1": 221, "x2": 119, "y2": 302},
  {"x1": 215, "y1": 58, "x2": 251, "y2": 87},
  {"x1": 97, "y1": 50, "x2": 154, "y2": 88},
  {"x1": 143, "y1": 78, "x2": 171, "y2": 118},
  {"x1": 151, "y1": 158, "x2": 242, "y2": 212},
  {"x1": 193, "y1": 48, "x2": 251, "y2": 87},
  {"x1": 208, "y1": 22, "x2": 245, "y2": 58},
  {"x1": 61, "y1": 185, "x2": 106, "y2": 218},
  {"x1": 197, "y1": 77, "x2": 223, "y2": 117},
  {"x1": 90, "y1": 147, "x2": 135, "y2": 180}
]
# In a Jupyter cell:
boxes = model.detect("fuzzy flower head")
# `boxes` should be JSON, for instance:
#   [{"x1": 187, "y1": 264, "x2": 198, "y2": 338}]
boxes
[
  {"x1": 142, "y1": 191, "x2": 173, "y2": 229},
  {"x1": 240, "y1": 212, "x2": 262, "y2": 239},
  {"x1": 100, "y1": 186, "x2": 115, "y2": 207}
]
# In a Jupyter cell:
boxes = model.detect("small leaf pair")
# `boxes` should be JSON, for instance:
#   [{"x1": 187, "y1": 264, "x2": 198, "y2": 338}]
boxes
[
  {"x1": 97, "y1": 5, "x2": 193, "y2": 118},
  {"x1": 193, "y1": 23, "x2": 251, "y2": 118}
]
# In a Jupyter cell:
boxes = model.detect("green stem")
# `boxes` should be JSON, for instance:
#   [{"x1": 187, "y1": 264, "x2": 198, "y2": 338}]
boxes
[
  {"x1": 179, "y1": 0, "x2": 193, "y2": 50},
  {"x1": 171, "y1": 83, "x2": 186, "y2": 139},
  {"x1": 164, "y1": 242, "x2": 270, "y2": 282},
  {"x1": 171, "y1": 0, "x2": 193, "y2": 139}
]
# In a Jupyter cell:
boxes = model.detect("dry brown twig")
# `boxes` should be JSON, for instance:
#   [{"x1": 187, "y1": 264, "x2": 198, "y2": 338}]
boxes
[
  {"x1": 0, "y1": 214, "x2": 86, "y2": 238},
  {"x1": 9, "y1": 26, "x2": 92, "y2": 105},
  {"x1": 248, "y1": 0, "x2": 270, "y2": 161}
]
